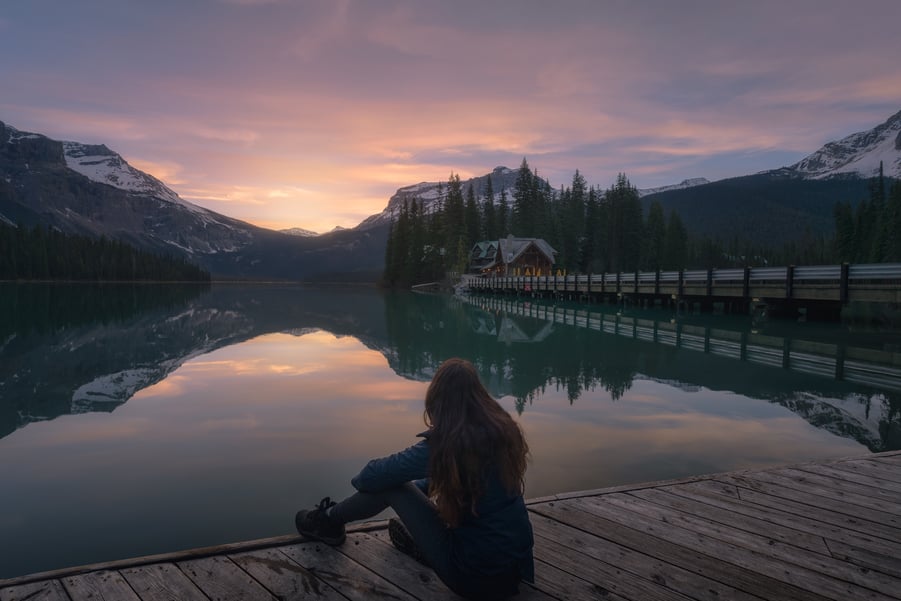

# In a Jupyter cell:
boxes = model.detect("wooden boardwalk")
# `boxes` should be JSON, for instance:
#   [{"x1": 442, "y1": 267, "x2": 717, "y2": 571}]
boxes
[{"x1": 3, "y1": 451, "x2": 900, "y2": 600}]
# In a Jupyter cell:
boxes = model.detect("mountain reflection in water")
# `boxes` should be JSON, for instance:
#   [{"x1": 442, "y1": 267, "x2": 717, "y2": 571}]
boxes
[
  {"x1": 3, "y1": 282, "x2": 901, "y2": 579},
  {"x1": 2, "y1": 283, "x2": 898, "y2": 452}
]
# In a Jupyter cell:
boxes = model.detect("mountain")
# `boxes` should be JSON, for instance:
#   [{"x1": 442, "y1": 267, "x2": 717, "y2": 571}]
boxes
[
  {"x1": 781, "y1": 108, "x2": 901, "y2": 180},
  {"x1": 636, "y1": 178, "x2": 710, "y2": 197},
  {"x1": 0, "y1": 121, "x2": 388, "y2": 280},
  {"x1": 4, "y1": 107, "x2": 899, "y2": 279},
  {"x1": 280, "y1": 227, "x2": 320, "y2": 237},
  {"x1": 638, "y1": 108, "x2": 901, "y2": 243},
  {"x1": 358, "y1": 167, "x2": 710, "y2": 230},
  {"x1": 640, "y1": 173, "x2": 873, "y2": 244}
]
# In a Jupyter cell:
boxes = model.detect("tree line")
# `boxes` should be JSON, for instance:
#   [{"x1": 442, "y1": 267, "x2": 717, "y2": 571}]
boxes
[
  {"x1": 834, "y1": 164, "x2": 901, "y2": 264},
  {"x1": 0, "y1": 222, "x2": 211, "y2": 281},
  {"x1": 384, "y1": 159, "x2": 900, "y2": 287}
]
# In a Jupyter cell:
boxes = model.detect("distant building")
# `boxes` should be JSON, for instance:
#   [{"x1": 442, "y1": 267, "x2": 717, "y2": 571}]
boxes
[{"x1": 469, "y1": 235, "x2": 557, "y2": 276}]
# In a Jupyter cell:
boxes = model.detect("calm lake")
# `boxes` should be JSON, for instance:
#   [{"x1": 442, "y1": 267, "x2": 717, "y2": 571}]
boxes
[{"x1": 1, "y1": 283, "x2": 899, "y2": 578}]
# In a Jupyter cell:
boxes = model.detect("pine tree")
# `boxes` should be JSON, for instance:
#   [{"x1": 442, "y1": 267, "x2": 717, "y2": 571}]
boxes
[
  {"x1": 464, "y1": 181, "x2": 480, "y2": 247},
  {"x1": 482, "y1": 175, "x2": 496, "y2": 240},
  {"x1": 887, "y1": 180, "x2": 901, "y2": 262},
  {"x1": 833, "y1": 201, "x2": 855, "y2": 262},
  {"x1": 512, "y1": 158, "x2": 534, "y2": 235},
  {"x1": 662, "y1": 209, "x2": 688, "y2": 270},
  {"x1": 561, "y1": 170, "x2": 586, "y2": 272},
  {"x1": 579, "y1": 186, "x2": 600, "y2": 273},
  {"x1": 644, "y1": 200, "x2": 666, "y2": 271},
  {"x1": 498, "y1": 187, "x2": 509, "y2": 237}
]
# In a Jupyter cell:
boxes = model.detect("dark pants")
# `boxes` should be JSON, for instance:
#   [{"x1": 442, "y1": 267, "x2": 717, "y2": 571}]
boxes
[{"x1": 331, "y1": 483, "x2": 520, "y2": 600}]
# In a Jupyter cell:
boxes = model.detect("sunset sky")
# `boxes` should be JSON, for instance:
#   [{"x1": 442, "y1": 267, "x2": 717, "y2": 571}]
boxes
[{"x1": 2, "y1": 0, "x2": 900, "y2": 233}]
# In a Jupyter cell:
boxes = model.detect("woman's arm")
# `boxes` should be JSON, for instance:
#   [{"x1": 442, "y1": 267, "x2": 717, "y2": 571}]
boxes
[{"x1": 350, "y1": 439, "x2": 430, "y2": 493}]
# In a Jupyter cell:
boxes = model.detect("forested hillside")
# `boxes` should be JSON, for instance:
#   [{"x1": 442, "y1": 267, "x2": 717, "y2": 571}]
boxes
[
  {"x1": 383, "y1": 160, "x2": 901, "y2": 287},
  {"x1": 0, "y1": 223, "x2": 210, "y2": 281}
]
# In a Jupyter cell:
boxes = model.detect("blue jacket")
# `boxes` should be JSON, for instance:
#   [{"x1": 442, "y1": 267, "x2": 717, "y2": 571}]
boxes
[{"x1": 351, "y1": 432, "x2": 535, "y2": 582}]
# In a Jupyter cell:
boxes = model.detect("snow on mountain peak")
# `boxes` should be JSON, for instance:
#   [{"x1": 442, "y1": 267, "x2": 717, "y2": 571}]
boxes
[
  {"x1": 637, "y1": 178, "x2": 710, "y2": 197},
  {"x1": 280, "y1": 227, "x2": 320, "y2": 237},
  {"x1": 787, "y1": 108, "x2": 901, "y2": 179},
  {"x1": 61, "y1": 141, "x2": 189, "y2": 204}
]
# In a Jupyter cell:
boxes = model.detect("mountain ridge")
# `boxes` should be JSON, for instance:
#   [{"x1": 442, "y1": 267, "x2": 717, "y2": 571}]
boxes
[{"x1": 3, "y1": 107, "x2": 899, "y2": 279}]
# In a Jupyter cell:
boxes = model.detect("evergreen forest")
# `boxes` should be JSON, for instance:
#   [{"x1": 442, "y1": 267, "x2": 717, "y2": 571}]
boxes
[
  {"x1": 382, "y1": 159, "x2": 901, "y2": 287},
  {"x1": 0, "y1": 223, "x2": 210, "y2": 281}
]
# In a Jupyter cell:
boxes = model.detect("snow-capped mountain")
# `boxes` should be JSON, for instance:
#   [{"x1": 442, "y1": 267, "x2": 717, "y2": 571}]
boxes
[
  {"x1": 637, "y1": 178, "x2": 710, "y2": 197},
  {"x1": 783, "y1": 108, "x2": 901, "y2": 179},
  {"x1": 1, "y1": 121, "x2": 256, "y2": 254},
  {"x1": 357, "y1": 166, "x2": 709, "y2": 230},
  {"x1": 280, "y1": 227, "x2": 320, "y2": 237},
  {"x1": 0, "y1": 120, "x2": 389, "y2": 279}
]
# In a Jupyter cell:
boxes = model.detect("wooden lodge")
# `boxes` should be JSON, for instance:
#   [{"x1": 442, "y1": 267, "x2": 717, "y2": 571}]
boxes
[{"x1": 470, "y1": 236, "x2": 557, "y2": 277}]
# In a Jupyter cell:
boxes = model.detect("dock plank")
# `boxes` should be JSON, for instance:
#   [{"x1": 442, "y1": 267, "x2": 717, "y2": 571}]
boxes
[
  {"x1": 531, "y1": 499, "x2": 820, "y2": 601},
  {"x1": 336, "y1": 532, "x2": 458, "y2": 601},
  {"x1": 62, "y1": 569, "x2": 141, "y2": 601},
  {"x1": 829, "y1": 459, "x2": 901, "y2": 485},
  {"x1": 662, "y1": 479, "x2": 901, "y2": 558},
  {"x1": 793, "y1": 463, "x2": 901, "y2": 496},
  {"x1": 229, "y1": 547, "x2": 346, "y2": 601},
  {"x1": 741, "y1": 469, "x2": 901, "y2": 517},
  {"x1": 601, "y1": 491, "x2": 901, "y2": 598},
  {"x1": 715, "y1": 474, "x2": 901, "y2": 541},
  {"x1": 178, "y1": 555, "x2": 277, "y2": 600},
  {"x1": 120, "y1": 563, "x2": 208, "y2": 601},
  {"x1": 280, "y1": 540, "x2": 419, "y2": 601},
  {"x1": 0, "y1": 580, "x2": 69, "y2": 601},
  {"x1": 530, "y1": 512, "x2": 733, "y2": 601},
  {"x1": 629, "y1": 486, "x2": 832, "y2": 554},
  {"x1": 574, "y1": 496, "x2": 896, "y2": 601},
  {"x1": 364, "y1": 529, "x2": 559, "y2": 601},
  {"x1": 4, "y1": 452, "x2": 901, "y2": 601}
]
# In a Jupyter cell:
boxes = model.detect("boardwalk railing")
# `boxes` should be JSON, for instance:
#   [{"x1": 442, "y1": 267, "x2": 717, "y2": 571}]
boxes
[
  {"x1": 460, "y1": 294, "x2": 901, "y2": 392},
  {"x1": 468, "y1": 262, "x2": 901, "y2": 305}
]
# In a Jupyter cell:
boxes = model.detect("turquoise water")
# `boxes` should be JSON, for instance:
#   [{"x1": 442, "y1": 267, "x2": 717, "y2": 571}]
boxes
[{"x1": 1, "y1": 283, "x2": 898, "y2": 578}]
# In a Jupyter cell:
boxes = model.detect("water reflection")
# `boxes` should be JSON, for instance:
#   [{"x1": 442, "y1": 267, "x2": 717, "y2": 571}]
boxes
[
  {"x1": 450, "y1": 294, "x2": 901, "y2": 452},
  {"x1": 3, "y1": 284, "x2": 900, "y2": 452},
  {"x1": 2, "y1": 283, "x2": 899, "y2": 578}
]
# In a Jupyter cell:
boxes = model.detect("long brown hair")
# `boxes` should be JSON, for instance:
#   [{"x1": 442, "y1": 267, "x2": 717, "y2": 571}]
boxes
[{"x1": 424, "y1": 357, "x2": 529, "y2": 527}]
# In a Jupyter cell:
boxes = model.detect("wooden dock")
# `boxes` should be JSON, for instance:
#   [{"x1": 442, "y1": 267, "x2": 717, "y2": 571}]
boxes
[{"x1": 3, "y1": 451, "x2": 900, "y2": 600}]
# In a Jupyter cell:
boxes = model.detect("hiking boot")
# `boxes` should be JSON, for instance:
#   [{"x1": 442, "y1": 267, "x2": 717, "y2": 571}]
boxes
[
  {"x1": 388, "y1": 517, "x2": 430, "y2": 566},
  {"x1": 295, "y1": 497, "x2": 346, "y2": 545}
]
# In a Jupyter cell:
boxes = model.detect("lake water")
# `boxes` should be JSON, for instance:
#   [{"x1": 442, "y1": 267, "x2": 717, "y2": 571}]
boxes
[{"x1": 1, "y1": 283, "x2": 899, "y2": 578}]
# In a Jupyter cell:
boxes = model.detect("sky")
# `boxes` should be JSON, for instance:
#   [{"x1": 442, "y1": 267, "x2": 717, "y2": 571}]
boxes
[{"x1": 1, "y1": 0, "x2": 900, "y2": 233}]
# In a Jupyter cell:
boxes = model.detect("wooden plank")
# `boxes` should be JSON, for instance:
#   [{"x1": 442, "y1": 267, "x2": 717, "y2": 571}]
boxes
[
  {"x1": 630, "y1": 487, "x2": 831, "y2": 555},
  {"x1": 0, "y1": 580, "x2": 69, "y2": 601},
  {"x1": 62, "y1": 570, "x2": 140, "y2": 601},
  {"x1": 178, "y1": 555, "x2": 277, "y2": 600},
  {"x1": 831, "y1": 459, "x2": 901, "y2": 485},
  {"x1": 229, "y1": 547, "x2": 346, "y2": 601},
  {"x1": 825, "y1": 538, "x2": 901, "y2": 580},
  {"x1": 364, "y1": 529, "x2": 559, "y2": 601},
  {"x1": 793, "y1": 463, "x2": 901, "y2": 496},
  {"x1": 603, "y1": 491, "x2": 901, "y2": 598},
  {"x1": 531, "y1": 558, "x2": 632, "y2": 601},
  {"x1": 669, "y1": 480, "x2": 901, "y2": 558},
  {"x1": 746, "y1": 469, "x2": 901, "y2": 517},
  {"x1": 335, "y1": 532, "x2": 458, "y2": 601},
  {"x1": 530, "y1": 500, "x2": 821, "y2": 601},
  {"x1": 574, "y1": 496, "x2": 896, "y2": 601},
  {"x1": 715, "y1": 474, "x2": 901, "y2": 540},
  {"x1": 530, "y1": 512, "x2": 737, "y2": 601},
  {"x1": 120, "y1": 563, "x2": 208, "y2": 601},
  {"x1": 279, "y1": 541, "x2": 419, "y2": 601}
]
